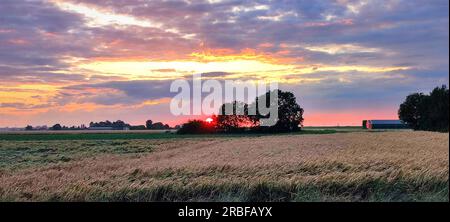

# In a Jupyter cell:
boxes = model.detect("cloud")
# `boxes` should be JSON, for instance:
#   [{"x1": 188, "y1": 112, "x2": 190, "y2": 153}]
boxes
[
  {"x1": 200, "y1": 72, "x2": 233, "y2": 78},
  {"x1": 57, "y1": 80, "x2": 175, "y2": 106},
  {"x1": 0, "y1": 102, "x2": 49, "y2": 110},
  {"x1": 0, "y1": 0, "x2": 91, "y2": 66}
]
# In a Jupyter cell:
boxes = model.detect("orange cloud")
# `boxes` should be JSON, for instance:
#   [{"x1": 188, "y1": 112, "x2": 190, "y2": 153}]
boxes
[
  {"x1": 190, "y1": 47, "x2": 294, "y2": 64},
  {"x1": 130, "y1": 98, "x2": 171, "y2": 108},
  {"x1": 56, "y1": 102, "x2": 120, "y2": 112}
]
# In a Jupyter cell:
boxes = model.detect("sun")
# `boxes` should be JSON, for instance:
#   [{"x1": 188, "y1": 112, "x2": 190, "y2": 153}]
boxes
[{"x1": 205, "y1": 117, "x2": 214, "y2": 124}]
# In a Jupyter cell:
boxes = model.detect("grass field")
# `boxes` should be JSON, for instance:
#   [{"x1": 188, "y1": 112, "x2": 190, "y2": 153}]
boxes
[
  {"x1": 0, "y1": 129, "x2": 338, "y2": 141},
  {"x1": 0, "y1": 130, "x2": 447, "y2": 202}
]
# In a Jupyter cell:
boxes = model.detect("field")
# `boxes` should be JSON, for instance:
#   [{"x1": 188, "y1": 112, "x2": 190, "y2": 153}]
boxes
[{"x1": 0, "y1": 130, "x2": 448, "y2": 202}]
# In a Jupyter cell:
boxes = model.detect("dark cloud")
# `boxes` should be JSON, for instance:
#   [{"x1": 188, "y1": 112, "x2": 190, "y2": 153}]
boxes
[
  {"x1": 0, "y1": 102, "x2": 50, "y2": 110},
  {"x1": 0, "y1": 65, "x2": 89, "y2": 84},
  {"x1": 0, "y1": 0, "x2": 96, "y2": 88},
  {"x1": 200, "y1": 72, "x2": 233, "y2": 78},
  {"x1": 0, "y1": 0, "x2": 83, "y2": 31},
  {"x1": 58, "y1": 80, "x2": 175, "y2": 105}
]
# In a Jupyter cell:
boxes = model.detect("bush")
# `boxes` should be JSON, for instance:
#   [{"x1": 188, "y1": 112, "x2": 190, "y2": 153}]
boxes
[{"x1": 177, "y1": 120, "x2": 216, "y2": 134}]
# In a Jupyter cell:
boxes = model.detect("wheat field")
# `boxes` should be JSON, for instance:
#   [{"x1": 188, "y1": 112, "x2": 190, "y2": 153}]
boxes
[{"x1": 0, "y1": 131, "x2": 448, "y2": 201}]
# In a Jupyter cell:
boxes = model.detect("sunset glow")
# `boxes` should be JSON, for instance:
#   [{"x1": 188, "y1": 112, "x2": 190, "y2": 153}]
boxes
[{"x1": 206, "y1": 118, "x2": 214, "y2": 124}]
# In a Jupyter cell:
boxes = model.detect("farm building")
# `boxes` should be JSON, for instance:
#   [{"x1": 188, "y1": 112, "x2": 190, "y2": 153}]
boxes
[{"x1": 364, "y1": 120, "x2": 409, "y2": 129}]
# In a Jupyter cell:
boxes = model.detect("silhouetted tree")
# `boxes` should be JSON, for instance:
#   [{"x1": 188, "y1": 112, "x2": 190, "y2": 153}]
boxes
[
  {"x1": 25, "y1": 125, "x2": 33, "y2": 131},
  {"x1": 111, "y1": 120, "x2": 127, "y2": 129},
  {"x1": 217, "y1": 101, "x2": 255, "y2": 132},
  {"x1": 151, "y1": 122, "x2": 166, "y2": 130},
  {"x1": 250, "y1": 90, "x2": 304, "y2": 132},
  {"x1": 398, "y1": 93, "x2": 428, "y2": 130},
  {"x1": 427, "y1": 85, "x2": 449, "y2": 131},
  {"x1": 178, "y1": 90, "x2": 304, "y2": 134},
  {"x1": 51, "y1": 124, "x2": 62, "y2": 130},
  {"x1": 146, "y1": 120, "x2": 153, "y2": 129},
  {"x1": 88, "y1": 120, "x2": 130, "y2": 129},
  {"x1": 399, "y1": 85, "x2": 449, "y2": 132}
]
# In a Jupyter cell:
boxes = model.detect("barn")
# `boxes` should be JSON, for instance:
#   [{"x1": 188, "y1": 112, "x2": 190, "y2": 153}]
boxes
[{"x1": 365, "y1": 120, "x2": 409, "y2": 129}]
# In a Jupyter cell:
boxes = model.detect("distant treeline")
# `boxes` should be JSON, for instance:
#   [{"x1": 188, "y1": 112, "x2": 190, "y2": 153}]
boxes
[
  {"x1": 89, "y1": 120, "x2": 130, "y2": 129},
  {"x1": 25, "y1": 119, "x2": 174, "y2": 131},
  {"x1": 25, "y1": 124, "x2": 88, "y2": 131}
]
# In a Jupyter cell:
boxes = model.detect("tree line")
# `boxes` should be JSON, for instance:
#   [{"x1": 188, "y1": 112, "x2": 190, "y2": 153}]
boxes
[{"x1": 25, "y1": 120, "x2": 173, "y2": 131}]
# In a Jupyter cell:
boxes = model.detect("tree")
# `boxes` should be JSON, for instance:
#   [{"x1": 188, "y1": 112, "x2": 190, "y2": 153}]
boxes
[
  {"x1": 146, "y1": 120, "x2": 153, "y2": 129},
  {"x1": 111, "y1": 120, "x2": 129, "y2": 129},
  {"x1": 177, "y1": 120, "x2": 215, "y2": 134},
  {"x1": 427, "y1": 85, "x2": 449, "y2": 131},
  {"x1": 89, "y1": 120, "x2": 130, "y2": 129},
  {"x1": 51, "y1": 124, "x2": 62, "y2": 130},
  {"x1": 151, "y1": 122, "x2": 168, "y2": 130},
  {"x1": 399, "y1": 85, "x2": 449, "y2": 132},
  {"x1": 216, "y1": 101, "x2": 255, "y2": 132},
  {"x1": 250, "y1": 90, "x2": 304, "y2": 132},
  {"x1": 178, "y1": 90, "x2": 304, "y2": 134},
  {"x1": 25, "y1": 125, "x2": 33, "y2": 130},
  {"x1": 104, "y1": 120, "x2": 112, "y2": 127},
  {"x1": 398, "y1": 93, "x2": 427, "y2": 130}
]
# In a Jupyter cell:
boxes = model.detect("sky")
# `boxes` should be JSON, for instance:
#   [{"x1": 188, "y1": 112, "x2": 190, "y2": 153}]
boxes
[{"x1": 0, "y1": 0, "x2": 448, "y2": 127}]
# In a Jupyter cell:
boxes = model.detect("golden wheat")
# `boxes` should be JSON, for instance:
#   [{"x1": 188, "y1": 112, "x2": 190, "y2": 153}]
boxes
[{"x1": 0, "y1": 131, "x2": 448, "y2": 201}]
